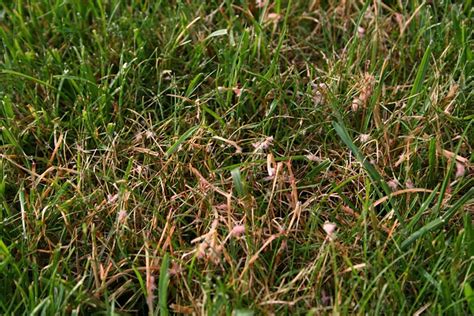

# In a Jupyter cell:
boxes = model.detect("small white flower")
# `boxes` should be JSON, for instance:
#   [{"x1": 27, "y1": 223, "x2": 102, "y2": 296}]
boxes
[{"x1": 323, "y1": 222, "x2": 336, "y2": 240}]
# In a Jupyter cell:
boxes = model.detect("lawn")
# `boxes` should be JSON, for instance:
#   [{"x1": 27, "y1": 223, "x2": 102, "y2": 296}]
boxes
[{"x1": 1, "y1": 0, "x2": 473, "y2": 315}]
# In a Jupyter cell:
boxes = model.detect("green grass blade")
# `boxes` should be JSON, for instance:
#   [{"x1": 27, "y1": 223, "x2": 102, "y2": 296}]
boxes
[
  {"x1": 464, "y1": 283, "x2": 474, "y2": 315},
  {"x1": 205, "y1": 29, "x2": 227, "y2": 40},
  {"x1": 402, "y1": 187, "x2": 474, "y2": 249},
  {"x1": 165, "y1": 125, "x2": 200, "y2": 157},
  {"x1": 404, "y1": 185, "x2": 439, "y2": 232},
  {"x1": 231, "y1": 168, "x2": 246, "y2": 197},
  {"x1": 1, "y1": 69, "x2": 56, "y2": 90},
  {"x1": 332, "y1": 121, "x2": 389, "y2": 194},
  {"x1": 158, "y1": 254, "x2": 170, "y2": 316},
  {"x1": 407, "y1": 43, "x2": 431, "y2": 114}
]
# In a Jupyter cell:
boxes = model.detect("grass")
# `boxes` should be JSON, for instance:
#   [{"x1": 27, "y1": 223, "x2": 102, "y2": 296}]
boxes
[{"x1": 0, "y1": 0, "x2": 473, "y2": 314}]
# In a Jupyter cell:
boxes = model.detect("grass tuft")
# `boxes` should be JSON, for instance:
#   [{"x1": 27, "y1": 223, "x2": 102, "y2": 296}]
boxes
[{"x1": 1, "y1": 1, "x2": 473, "y2": 314}]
